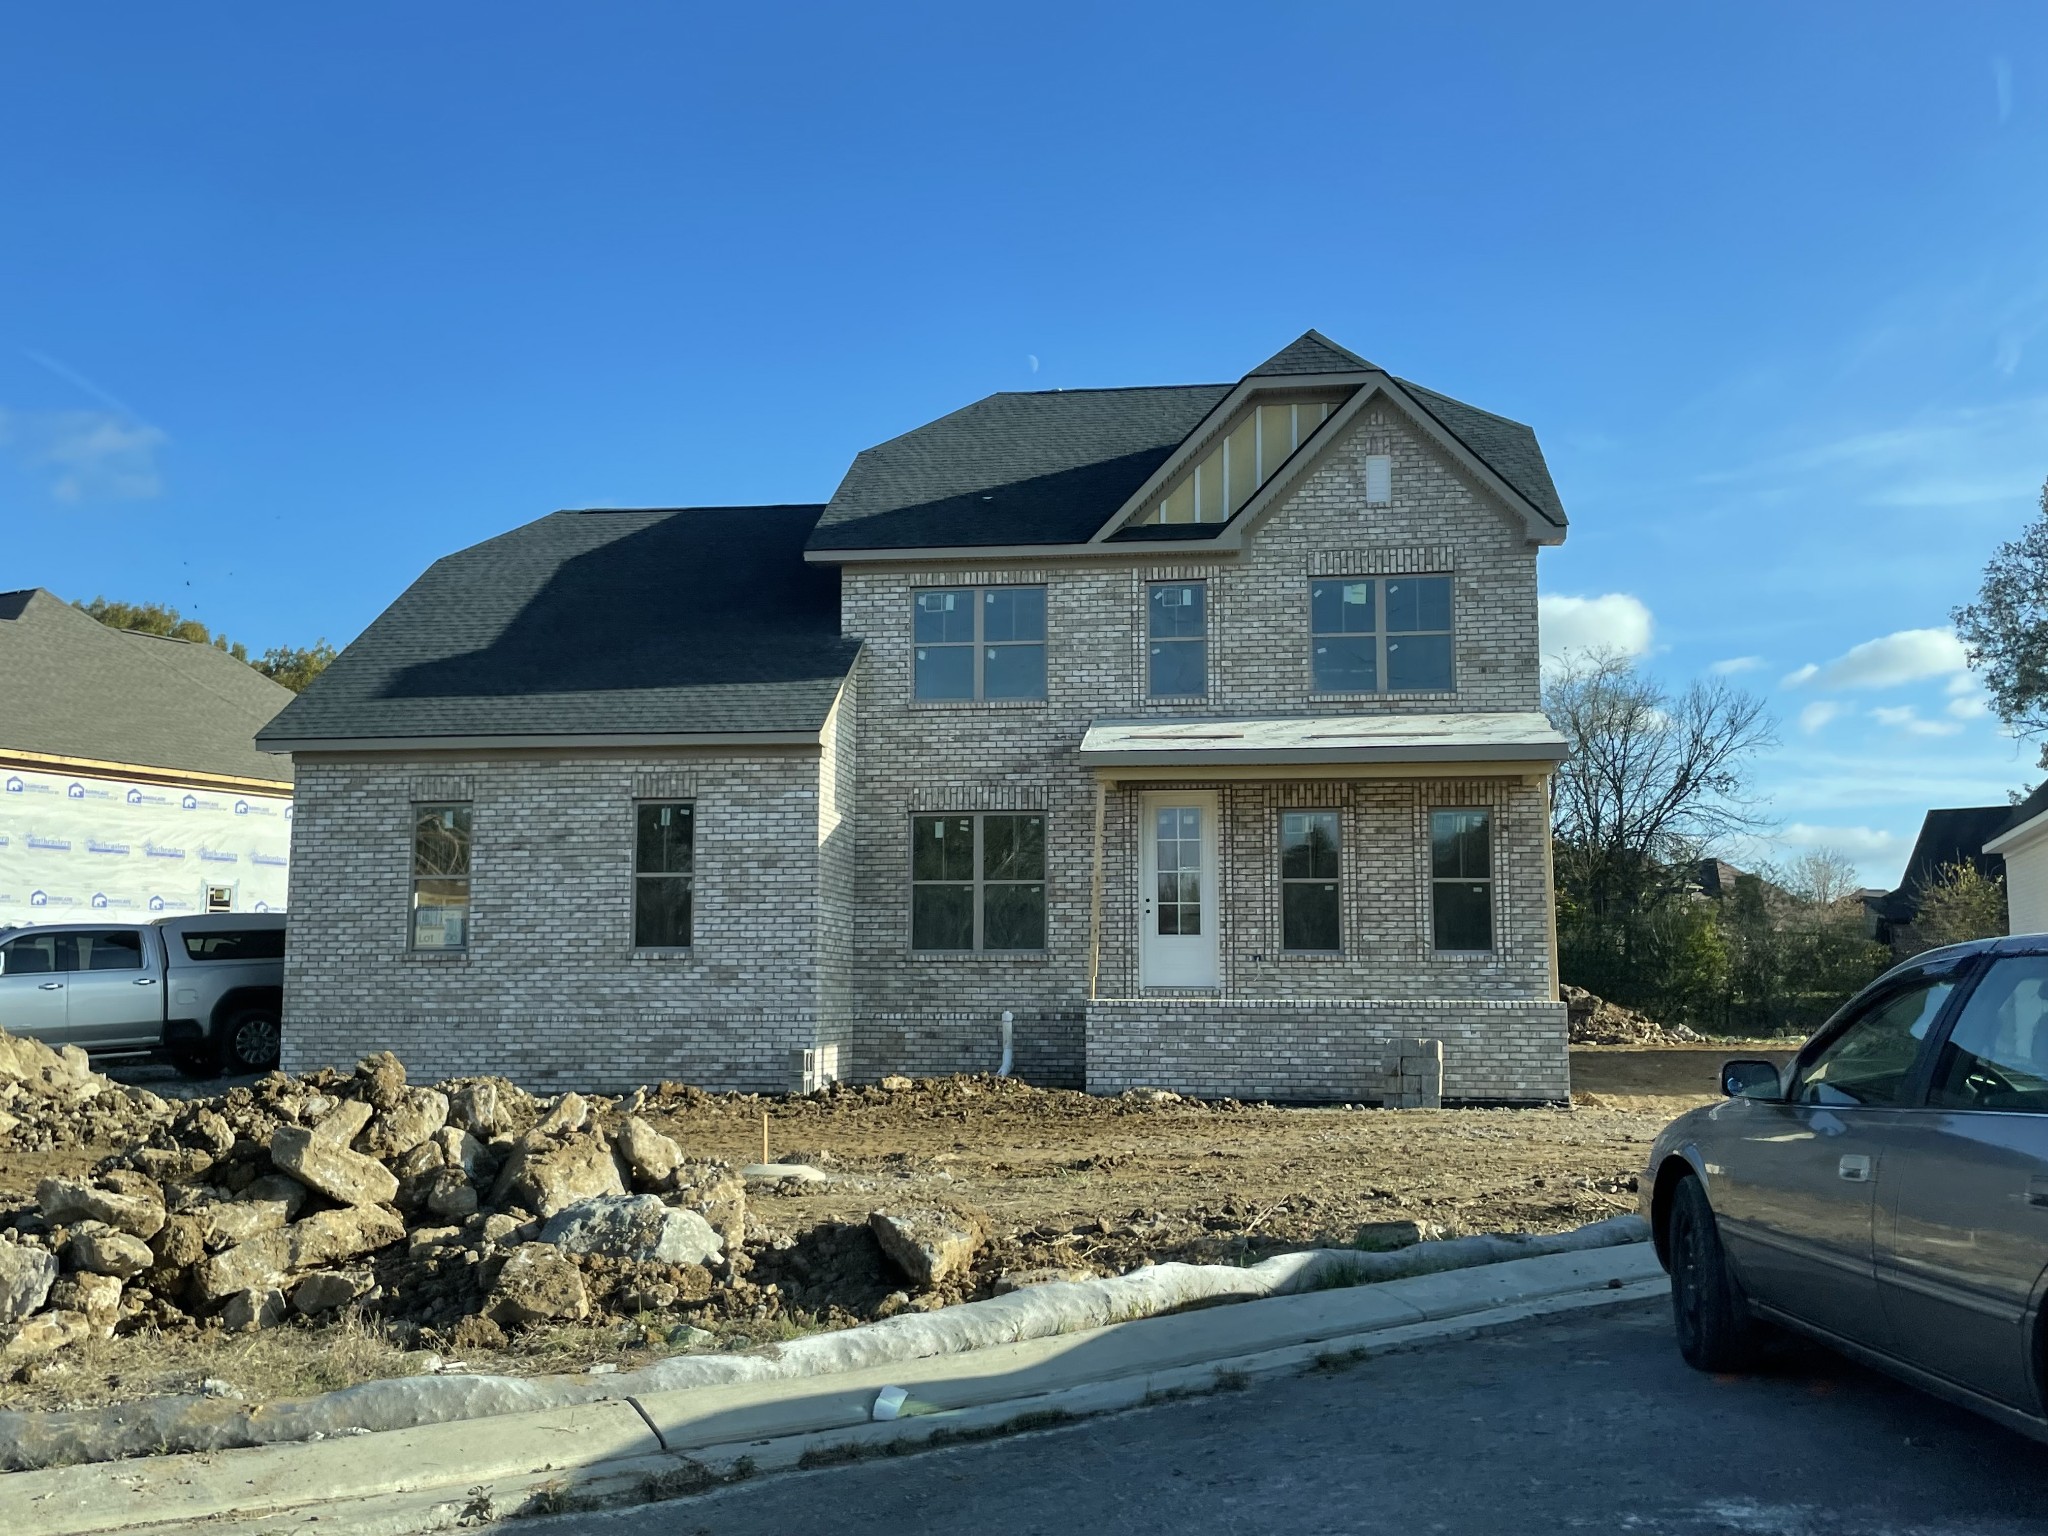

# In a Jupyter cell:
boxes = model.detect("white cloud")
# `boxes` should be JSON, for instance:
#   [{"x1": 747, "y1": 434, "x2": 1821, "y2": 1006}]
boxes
[
  {"x1": 1538, "y1": 593, "x2": 1653, "y2": 670},
  {"x1": 1798, "y1": 701, "x2": 1845, "y2": 733},
  {"x1": 1946, "y1": 695, "x2": 1991, "y2": 720},
  {"x1": 1870, "y1": 704, "x2": 1964, "y2": 737},
  {"x1": 0, "y1": 407, "x2": 167, "y2": 502},
  {"x1": 1946, "y1": 673, "x2": 1980, "y2": 696},
  {"x1": 1709, "y1": 655, "x2": 1767, "y2": 676},
  {"x1": 1779, "y1": 822, "x2": 1904, "y2": 861},
  {"x1": 1783, "y1": 627, "x2": 1969, "y2": 691}
]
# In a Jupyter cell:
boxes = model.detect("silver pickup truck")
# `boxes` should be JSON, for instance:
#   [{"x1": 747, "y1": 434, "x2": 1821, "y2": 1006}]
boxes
[{"x1": 0, "y1": 913, "x2": 285, "y2": 1075}]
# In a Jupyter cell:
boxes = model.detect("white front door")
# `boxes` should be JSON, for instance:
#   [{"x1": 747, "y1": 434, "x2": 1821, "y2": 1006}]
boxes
[{"x1": 1139, "y1": 791, "x2": 1219, "y2": 988}]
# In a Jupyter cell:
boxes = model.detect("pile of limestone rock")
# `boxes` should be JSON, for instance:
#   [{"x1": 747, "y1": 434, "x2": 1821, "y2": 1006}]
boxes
[
  {"x1": 1562, "y1": 984, "x2": 1703, "y2": 1046},
  {"x1": 0, "y1": 1032, "x2": 174, "y2": 1153},
  {"x1": 0, "y1": 1048, "x2": 754, "y2": 1365}
]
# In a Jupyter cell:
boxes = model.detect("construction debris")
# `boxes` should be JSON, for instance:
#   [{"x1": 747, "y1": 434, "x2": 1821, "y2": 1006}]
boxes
[{"x1": 1562, "y1": 985, "x2": 1702, "y2": 1045}]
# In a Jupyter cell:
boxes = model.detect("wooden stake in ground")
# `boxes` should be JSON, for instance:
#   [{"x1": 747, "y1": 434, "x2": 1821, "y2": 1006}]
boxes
[{"x1": 762, "y1": 1110, "x2": 769, "y2": 1166}]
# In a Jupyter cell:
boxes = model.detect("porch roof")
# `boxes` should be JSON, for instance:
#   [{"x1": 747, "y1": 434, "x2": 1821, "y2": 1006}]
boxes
[{"x1": 1076, "y1": 711, "x2": 1568, "y2": 775}]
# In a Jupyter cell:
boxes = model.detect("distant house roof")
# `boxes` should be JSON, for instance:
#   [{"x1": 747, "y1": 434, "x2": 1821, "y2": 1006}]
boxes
[
  {"x1": 805, "y1": 331, "x2": 1565, "y2": 552},
  {"x1": 258, "y1": 505, "x2": 860, "y2": 750},
  {"x1": 1695, "y1": 859, "x2": 1746, "y2": 899},
  {"x1": 1866, "y1": 806, "x2": 2016, "y2": 925},
  {"x1": 0, "y1": 589, "x2": 294, "y2": 786}
]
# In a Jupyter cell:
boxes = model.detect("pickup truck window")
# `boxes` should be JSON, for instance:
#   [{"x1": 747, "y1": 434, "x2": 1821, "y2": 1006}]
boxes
[
  {"x1": 181, "y1": 928, "x2": 286, "y2": 962},
  {"x1": 76, "y1": 930, "x2": 144, "y2": 970},
  {"x1": 0, "y1": 931, "x2": 66, "y2": 974}
]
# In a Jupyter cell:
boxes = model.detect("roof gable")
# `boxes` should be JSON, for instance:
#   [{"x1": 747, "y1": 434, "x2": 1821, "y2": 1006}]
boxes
[
  {"x1": 260, "y1": 505, "x2": 860, "y2": 748},
  {"x1": 1249, "y1": 329, "x2": 1376, "y2": 377}
]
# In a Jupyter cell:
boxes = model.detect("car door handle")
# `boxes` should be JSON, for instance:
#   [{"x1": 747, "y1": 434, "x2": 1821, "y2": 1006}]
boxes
[
  {"x1": 37, "y1": 981, "x2": 62, "y2": 992},
  {"x1": 132, "y1": 977, "x2": 157, "y2": 986},
  {"x1": 1838, "y1": 1154, "x2": 1873, "y2": 1183}
]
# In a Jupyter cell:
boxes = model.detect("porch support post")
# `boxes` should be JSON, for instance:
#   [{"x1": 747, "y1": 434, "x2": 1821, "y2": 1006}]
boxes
[
  {"x1": 1088, "y1": 778, "x2": 1107, "y2": 1001},
  {"x1": 1539, "y1": 771, "x2": 1560, "y2": 999}
]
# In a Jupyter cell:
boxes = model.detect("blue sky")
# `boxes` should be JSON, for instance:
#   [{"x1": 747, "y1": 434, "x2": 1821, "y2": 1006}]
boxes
[{"x1": 3, "y1": 4, "x2": 2043, "y2": 887}]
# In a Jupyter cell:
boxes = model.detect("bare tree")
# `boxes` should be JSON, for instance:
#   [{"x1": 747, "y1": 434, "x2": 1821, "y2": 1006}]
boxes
[
  {"x1": 1786, "y1": 846, "x2": 1861, "y2": 908},
  {"x1": 1545, "y1": 651, "x2": 1777, "y2": 921}
]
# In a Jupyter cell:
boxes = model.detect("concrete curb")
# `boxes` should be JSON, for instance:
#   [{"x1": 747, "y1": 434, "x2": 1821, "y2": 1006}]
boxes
[
  {"x1": 0, "y1": 1214, "x2": 1650, "y2": 1472},
  {"x1": 1, "y1": 1242, "x2": 1668, "y2": 1536}
]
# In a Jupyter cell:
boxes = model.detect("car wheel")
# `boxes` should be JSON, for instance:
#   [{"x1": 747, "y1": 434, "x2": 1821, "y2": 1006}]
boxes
[
  {"x1": 1668, "y1": 1174, "x2": 1760, "y2": 1372},
  {"x1": 221, "y1": 1007, "x2": 282, "y2": 1074}
]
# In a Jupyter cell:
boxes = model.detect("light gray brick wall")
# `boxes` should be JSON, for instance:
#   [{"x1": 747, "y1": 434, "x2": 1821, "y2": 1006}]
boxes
[
  {"x1": 838, "y1": 399, "x2": 1562, "y2": 1095},
  {"x1": 280, "y1": 749, "x2": 835, "y2": 1091}
]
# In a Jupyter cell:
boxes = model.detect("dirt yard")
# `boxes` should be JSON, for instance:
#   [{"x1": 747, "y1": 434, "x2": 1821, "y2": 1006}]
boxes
[{"x1": 0, "y1": 1043, "x2": 1792, "y2": 1414}]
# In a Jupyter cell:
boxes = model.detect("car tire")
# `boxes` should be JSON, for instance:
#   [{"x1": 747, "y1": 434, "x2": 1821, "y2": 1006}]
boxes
[
  {"x1": 1668, "y1": 1174, "x2": 1760, "y2": 1372},
  {"x1": 220, "y1": 1007, "x2": 282, "y2": 1074}
]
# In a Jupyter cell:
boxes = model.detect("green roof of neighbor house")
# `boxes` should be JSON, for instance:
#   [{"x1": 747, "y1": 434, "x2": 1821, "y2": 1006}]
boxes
[
  {"x1": 0, "y1": 589, "x2": 295, "y2": 784},
  {"x1": 804, "y1": 331, "x2": 1566, "y2": 551},
  {"x1": 257, "y1": 504, "x2": 861, "y2": 748}
]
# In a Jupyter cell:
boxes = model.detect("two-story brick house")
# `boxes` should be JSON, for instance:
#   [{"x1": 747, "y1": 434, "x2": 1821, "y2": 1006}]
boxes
[{"x1": 260, "y1": 332, "x2": 1571, "y2": 1102}]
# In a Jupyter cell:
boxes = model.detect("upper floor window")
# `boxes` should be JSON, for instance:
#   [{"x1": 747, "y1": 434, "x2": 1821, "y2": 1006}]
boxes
[
  {"x1": 1147, "y1": 582, "x2": 1208, "y2": 697},
  {"x1": 1136, "y1": 398, "x2": 1345, "y2": 526},
  {"x1": 411, "y1": 803, "x2": 472, "y2": 950},
  {"x1": 1309, "y1": 575, "x2": 1454, "y2": 694},
  {"x1": 634, "y1": 801, "x2": 693, "y2": 948},
  {"x1": 913, "y1": 586, "x2": 1047, "y2": 701}
]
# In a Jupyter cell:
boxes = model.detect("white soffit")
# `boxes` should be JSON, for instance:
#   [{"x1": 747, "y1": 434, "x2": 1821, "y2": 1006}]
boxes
[{"x1": 1077, "y1": 711, "x2": 1569, "y2": 767}]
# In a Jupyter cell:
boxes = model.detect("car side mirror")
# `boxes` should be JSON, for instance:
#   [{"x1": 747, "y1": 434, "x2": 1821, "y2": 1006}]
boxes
[{"x1": 1722, "y1": 1059, "x2": 1781, "y2": 1100}]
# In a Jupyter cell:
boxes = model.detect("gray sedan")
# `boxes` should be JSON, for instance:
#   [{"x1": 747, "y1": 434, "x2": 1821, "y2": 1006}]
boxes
[{"x1": 1642, "y1": 933, "x2": 2048, "y2": 1444}]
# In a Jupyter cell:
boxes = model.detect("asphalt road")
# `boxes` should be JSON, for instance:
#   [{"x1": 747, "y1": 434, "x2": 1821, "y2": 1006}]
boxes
[{"x1": 537, "y1": 1300, "x2": 2048, "y2": 1536}]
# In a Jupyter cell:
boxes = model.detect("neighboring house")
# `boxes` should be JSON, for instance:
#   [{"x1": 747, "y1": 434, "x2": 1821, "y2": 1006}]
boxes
[
  {"x1": 1863, "y1": 805, "x2": 2014, "y2": 952},
  {"x1": 0, "y1": 589, "x2": 295, "y2": 930},
  {"x1": 1986, "y1": 783, "x2": 2048, "y2": 935},
  {"x1": 258, "y1": 332, "x2": 1572, "y2": 1102}
]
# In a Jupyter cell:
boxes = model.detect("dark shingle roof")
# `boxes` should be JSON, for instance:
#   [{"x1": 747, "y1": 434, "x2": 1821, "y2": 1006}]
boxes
[
  {"x1": 806, "y1": 333, "x2": 1567, "y2": 551},
  {"x1": 0, "y1": 590, "x2": 294, "y2": 783},
  {"x1": 1396, "y1": 378, "x2": 1568, "y2": 528},
  {"x1": 1249, "y1": 330, "x2": 1376, "y2": 376},
  {"x1": 807, "y1": 385, "x2": 1232, "y2": 550},
  {"x1": 258, "y1": 506, "x2": 859, "y2": 746},
  {"x1": 1998, "y1": 781, "x2": 2048, "y2": 839},
  {"x1": 1867, "y1": 806, "x2": 2016, "y2": 924}
]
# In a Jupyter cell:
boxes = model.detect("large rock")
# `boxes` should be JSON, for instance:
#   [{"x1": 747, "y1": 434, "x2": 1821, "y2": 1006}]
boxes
[
  {"x1": 221, "y1": 1286, "x2": 288, "y2": 1331},
  {"x1": 197, "y1": 1206, "x2": 404, "y2": 1304},
  {"x1": 615, "y1": 1117, "x2": 682, "y2": 1188},
  {"x1": 240, "y1": 1174, "x2": 309, "y2": 1218},
  {"x1": 201, "y1": 1199, "x2": 293, "y2": 1249},
  {"x1": 36, "y1": 1177, "x2": 166, "y2": 1240},
  {"x1": 485, "y1": 1243, "x2": 589, "y2": 1326},
  {"x1": 356, "y1": 1088, "x2": 449, "y2": 1160},
  {"x1": 271, "y1": 1123, "x2": 400, "y2": 1208},
  {"x1": 67, "y1": 1224, "x2": 155, "y2": 1279},
  {"x1": 47, "y1": 1272, "x2": 121, "y2": 1334},
  {"x1": 492, "y1": 1132, "x2": 625, "y2": 1219},
  {"x1": 423, "y1": 1168, "x2": 478, "y2": 1221},
  {"x1": 0, "y1": 1241, "x2": 58, "y2": 1322},
  {"x1": 535, "y1": 1092, "x2": 589, "y2": 1137},
  {"x1": 291, "y1": 1270, "x2": 363, "y2": 1315},
  {"x1": 673, "y1": 1166, "x2": 748, "y2": 1254},
  {"x1": 538, "y1": 1195, "x2": 722, "y2": 1265},
  {"x1": 869, "y1": 1206, "x2": 984, "y2": 1289},
  {"x1": 2, "y1": 1309, "x2": 91, "y2": 1359},
  {"x1": 447, "y1": 1080, "x2": 529, "y2": 1139},
  {"x1": 432, "y1": 1126, "x2": 486, "y2": 1179},
  {"x1": 355, "y1": 1050, "x2": 408, "y2": 1110}
]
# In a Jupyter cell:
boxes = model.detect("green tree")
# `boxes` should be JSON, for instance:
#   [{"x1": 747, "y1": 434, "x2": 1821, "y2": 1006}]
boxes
[
  {"x1": 74, "y1": 596, "x2": 248, "y2": 661},
  {"x1": 1954, "y1": 477, "x2": 2048, "y2": 768},
  {"x1": 1909, "y1": 862, "x2": 2009, "y2": 953},
  {"x1": 254, "y1": 641, "x2": 337, "y2": 693}
]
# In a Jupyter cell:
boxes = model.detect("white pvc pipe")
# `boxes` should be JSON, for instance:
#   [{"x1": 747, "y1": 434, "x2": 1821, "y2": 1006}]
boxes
[{"x1": 998, "y1": 1010, "x2": 1014, "y2": 1077}]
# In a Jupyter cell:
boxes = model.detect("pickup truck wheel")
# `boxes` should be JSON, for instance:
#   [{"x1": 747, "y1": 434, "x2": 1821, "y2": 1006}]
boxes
[
  {"x1": 221, "y1": 1007, "x2": 282, "y2": 1074},
  {"x1": 1669, "y1": 1174, "x2": 1760, "y2": 1372}
]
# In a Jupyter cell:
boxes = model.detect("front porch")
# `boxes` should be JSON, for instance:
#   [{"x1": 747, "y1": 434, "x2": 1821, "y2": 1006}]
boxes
[{"x1": 1073, "y1": 711, "x2": 1572, "y2": 1104}]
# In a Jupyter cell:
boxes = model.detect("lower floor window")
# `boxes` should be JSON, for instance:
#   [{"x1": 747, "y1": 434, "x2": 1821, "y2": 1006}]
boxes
[
  {"x1": 1430, "y1": 807, "x2": 1493, "y2": 951},
  {"x1": 911, "y1": 812, "x2": 1046, "y2": 951},
  {"x1": 1279, "y1": 810, "x2": 1341, "y2": 951},
  {"x1": 634, "y1": 801, "x2": 695, "y2": 947}
]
